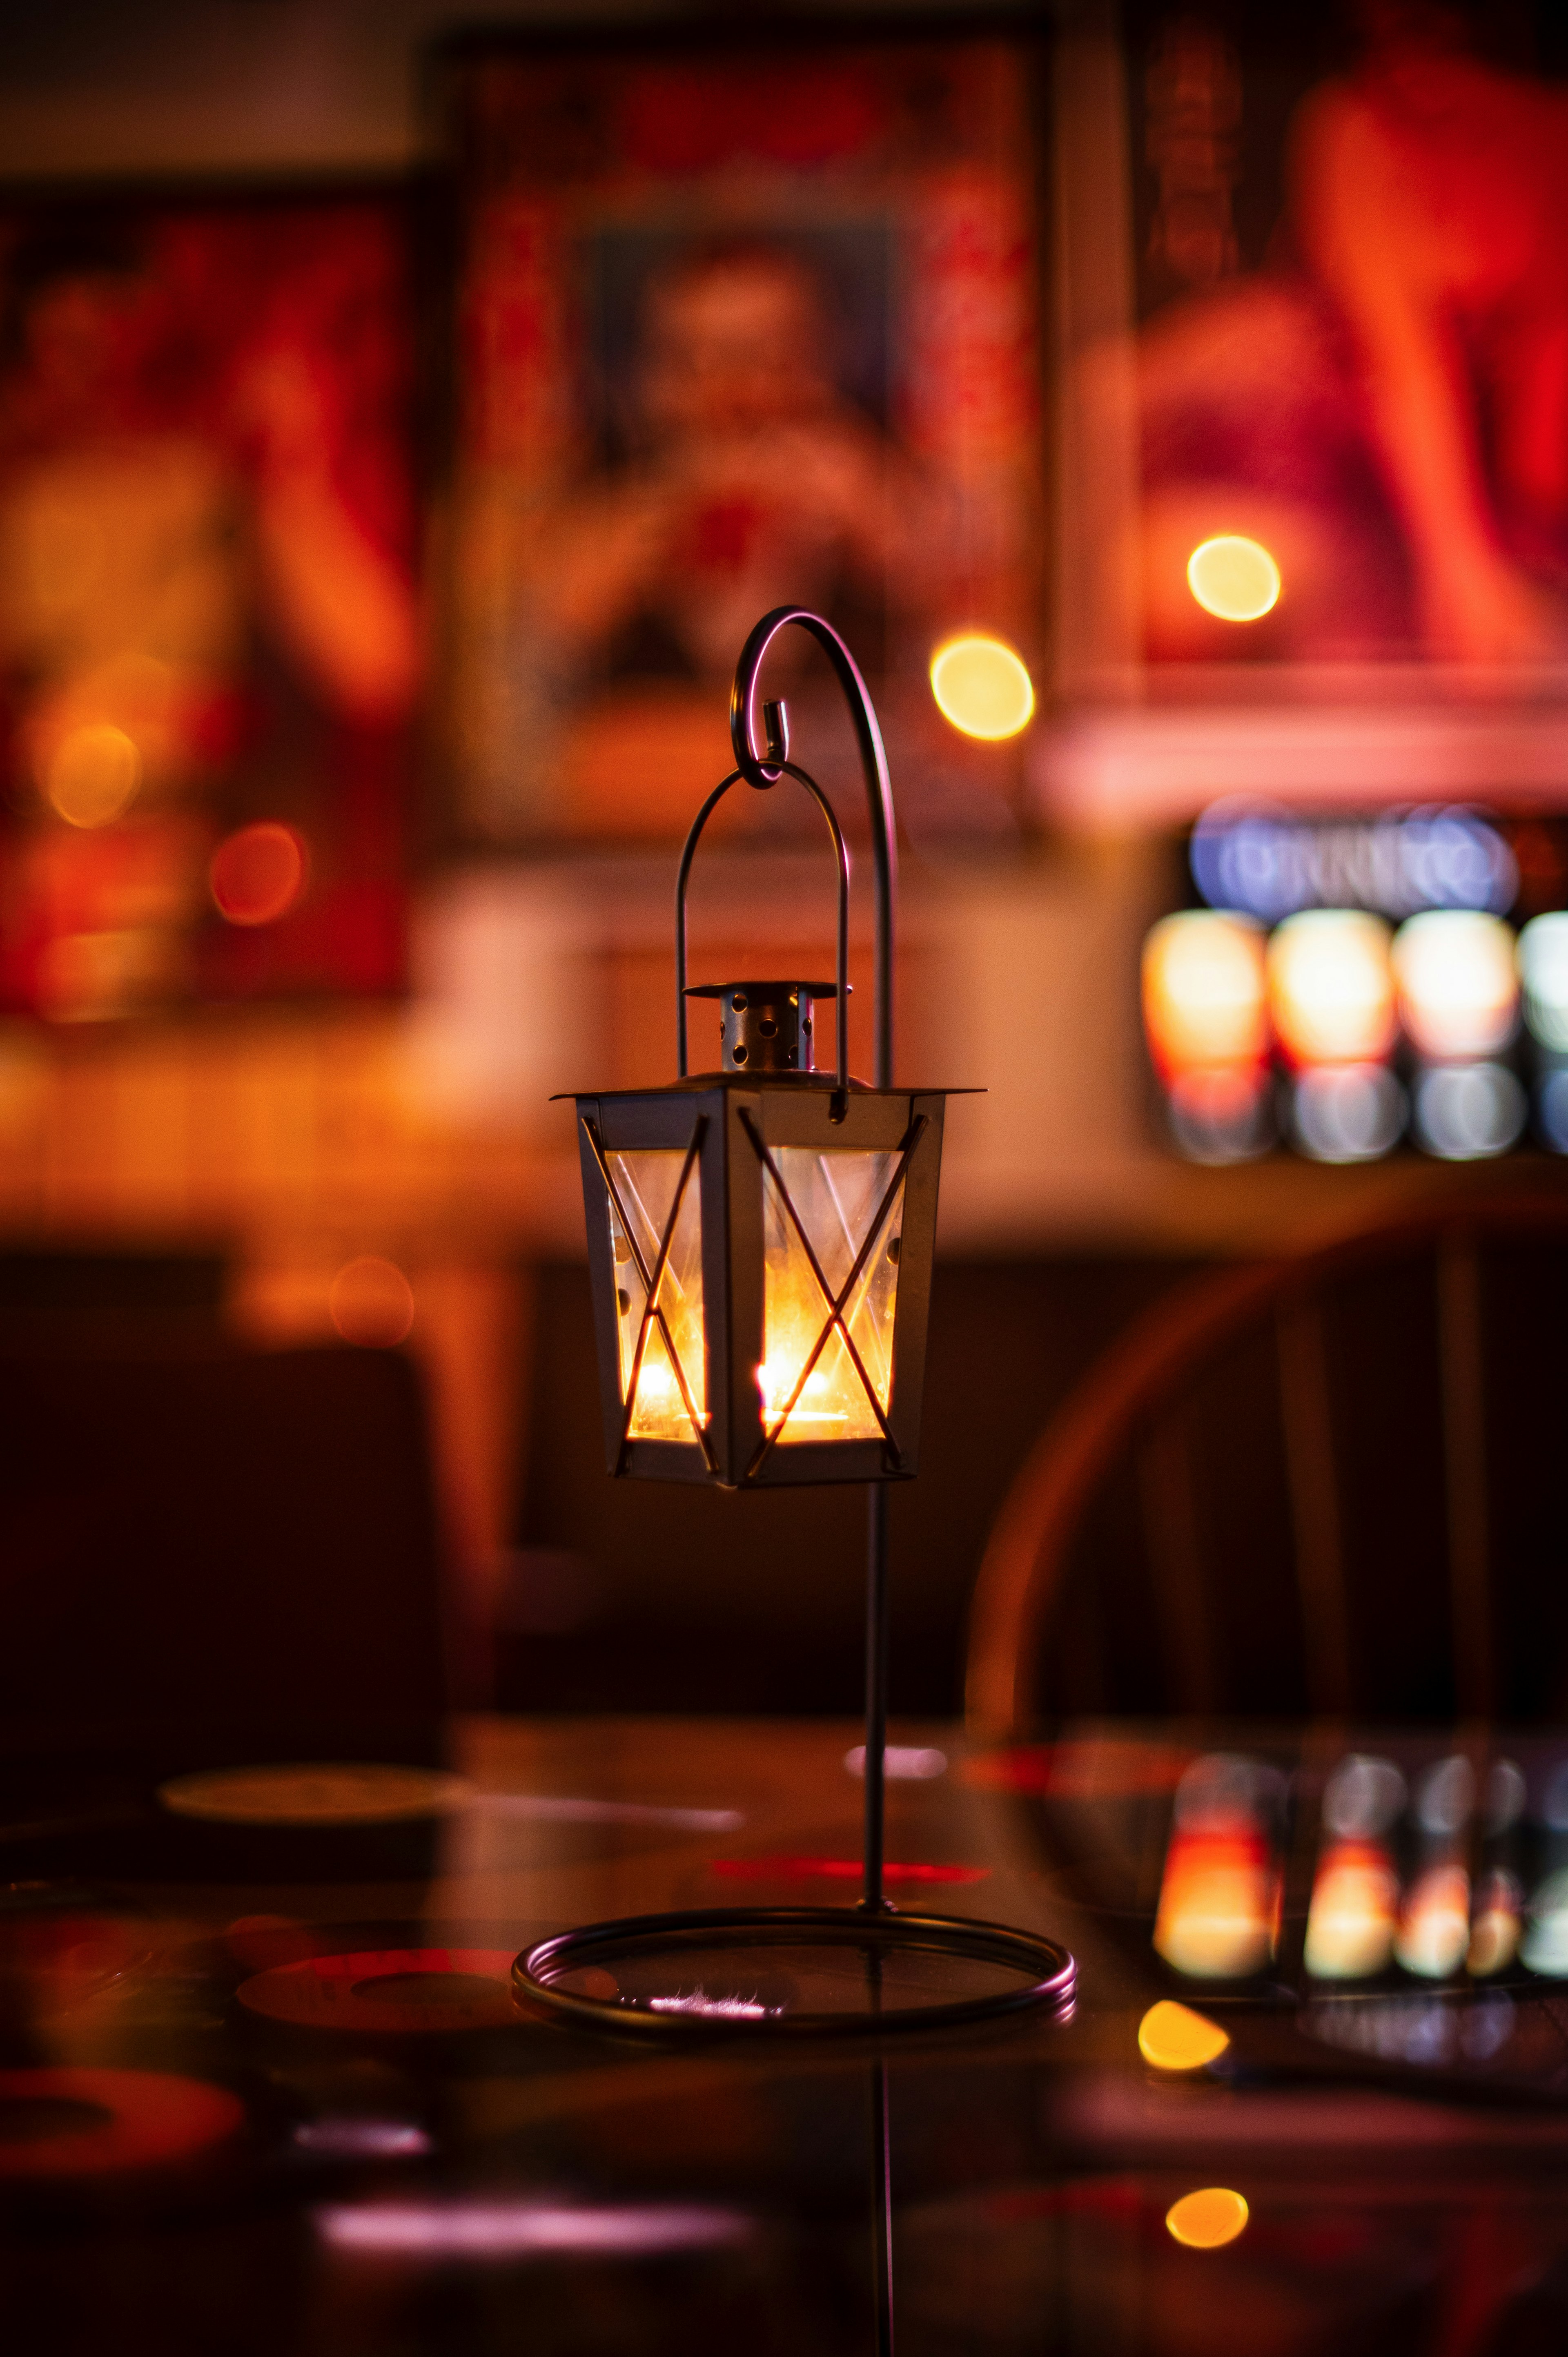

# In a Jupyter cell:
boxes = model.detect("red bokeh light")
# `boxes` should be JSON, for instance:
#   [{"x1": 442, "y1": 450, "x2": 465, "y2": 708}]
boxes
[{"x1": 209, "y1": 823, "x2": 308, "y2": 927}]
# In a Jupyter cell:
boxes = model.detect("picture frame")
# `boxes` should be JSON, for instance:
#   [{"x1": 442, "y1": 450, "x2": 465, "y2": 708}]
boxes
[
  {"x1": 434, "y1": 14, "x2": 1051, "y2": 852},
  {"x1": 1042, "y1": 0, "x2": 1568, "y2": 830},
  {"x1": 0, "y1": 176, "x2": 432, "y2": 1020}
]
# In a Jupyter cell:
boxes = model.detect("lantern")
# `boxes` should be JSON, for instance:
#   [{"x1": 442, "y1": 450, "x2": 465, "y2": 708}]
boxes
[{"x1": 515, "y1": 609, "x2": 1074, "y2": 2040}]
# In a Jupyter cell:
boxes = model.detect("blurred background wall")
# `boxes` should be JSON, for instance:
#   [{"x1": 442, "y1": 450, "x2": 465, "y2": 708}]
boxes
[{"x1": 2, "y1": 0, "x2": 1562, "y2": 1716}]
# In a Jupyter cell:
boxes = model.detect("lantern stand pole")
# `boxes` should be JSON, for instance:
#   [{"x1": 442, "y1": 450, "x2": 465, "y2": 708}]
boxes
[
  {"x1": 728, "y1": 608, "x2": 898, "y2": 1921},
  {"x1": 517, "y1": 608, "x2": 1075, "y2": 2059}
]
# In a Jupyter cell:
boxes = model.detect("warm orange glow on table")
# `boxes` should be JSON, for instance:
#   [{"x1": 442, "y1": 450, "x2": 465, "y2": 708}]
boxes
[
  {"x1": 1138, "y1": 2000, "x2": 1230, "y2": 2071},
  {"x1": 1186, "y1": 535, "x2": 1281, "y2": 621},
  {"x1": 1165, "y1": 2188, "x2": 1249, "y2": 2249}
]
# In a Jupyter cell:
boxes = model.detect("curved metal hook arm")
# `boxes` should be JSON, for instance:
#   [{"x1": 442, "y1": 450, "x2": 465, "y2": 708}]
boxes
[
  {"x1": 675, "y1": 763, "x2": 851, "y2": 1089},
  {"x1": 729, "y1": 607, "x2": 898, "y2": 1089}
]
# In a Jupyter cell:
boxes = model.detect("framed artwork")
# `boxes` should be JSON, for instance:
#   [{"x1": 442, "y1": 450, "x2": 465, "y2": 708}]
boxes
[
  {"x1": 0, "y1": 184, "x2": 425, "y2": 1021},
  {"x1": 440, "y1": 19, "x2": 1048, "y2": 848},
  {"x1": 1046, "y1": 0, "x2": 1568, "y2": 820},
  {"x1": 1056, "y1": 0, "x2": 1568, "y2": 688}
]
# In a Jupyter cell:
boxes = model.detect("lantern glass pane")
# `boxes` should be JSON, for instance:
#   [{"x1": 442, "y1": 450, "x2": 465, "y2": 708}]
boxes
[
  {"x1": 607, "y1": 1149, "x2": 707, "y2": 1444},
  {"x1": 760, "y1": 1148, "x2": 903, "y2": 1444}
]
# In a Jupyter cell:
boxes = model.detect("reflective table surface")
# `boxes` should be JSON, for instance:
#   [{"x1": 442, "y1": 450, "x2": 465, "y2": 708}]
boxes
[{"x1": 6, "y1": 1714, "x2": 1568, "y2": 2354}]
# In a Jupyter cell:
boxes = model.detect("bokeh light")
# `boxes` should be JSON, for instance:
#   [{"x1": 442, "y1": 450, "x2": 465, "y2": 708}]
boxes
[
  {"x1": 1303, "y1": 1757, "x2": 1405, "y2": 1978},
  {"x1": 209, "y1": 823, "x2": 308, "y2": 927},
  {"x1": 45, "y1": 723, "x2": 143, "y2": 829},
  {"x1": 1522, "y1": 1870, "x2": 1568, "y2": 1976},
  {"x1": 928, "y1": 635, "x2": 1035, "y2": 740},
  {"x1": 1154, "y1": 1755, "x2": 1282, "y2": 1980},
  {"x1": 1304, "y1": 1842, "x2": 1399, "y2": 1979},
  {"x1": 1517, "y1": 912, "x2": 1568, "y2": 1052},
  {"x1": 1186, "y1": 535, "x2": 1281, "y2": 622},
  {"x1": 1142, "y1": 911, "x2": 1269, "y2": 1074},
  {"x1": 1412, "y1": 1063, "x2": 1526, "y2": 1161},
  {"x1": 1467, "y1": 1869, "x2": 1522, "y2": 1977},
  {"x1": 329, "y1": 1256, "x2": 415, "y2": 1347},
  {"x1": 1166, "y1": 1065, "x2": 1274, "y2": 1165},
  {"x1": 1291, "y1": 1064, "x2": 1405, "y2": 1162},
  {"x1": 1138, "y1": 2000, "x2": 1229, "y2": 2072},
  {"x1": 1165, "y1": 2188, "x2": 1249, "y2": 2250},
  {"x1": 1267, "y1": 910, "x2": 1396, "y2": 1066},
  {"x1": 1392, "y1": 910, "x2": 1519, "y2": 1061},
  {"x1": 1538, "y1": 1064, "x2": 1568, "y2": 1154},
  {"x1": 1393, "y1": 1863, "x2": 1471, "y2": 1979}
]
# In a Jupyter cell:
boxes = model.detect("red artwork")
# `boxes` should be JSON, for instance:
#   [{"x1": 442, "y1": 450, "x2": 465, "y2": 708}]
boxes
[
  {"x1": 447, "y1": 33, "x2": 1046, "y2": 846},
  {"x1": 1090, "y1": 3, "x2": 1568, "y2": 680},
  {"x1": 0, "y1": 194, "x2": 419, "y2": 1019}
]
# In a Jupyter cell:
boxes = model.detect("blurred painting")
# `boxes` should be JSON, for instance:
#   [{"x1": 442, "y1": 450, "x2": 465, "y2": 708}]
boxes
[
  {"x1": 446, "y1": 31, "x2": 1046, "y2": 845},
  {"x1": 0, "y1": 191, "x2": 420, "y2": 1021},
  {"x1": 1084, "y1": 0, "x2": 1568, "y2": 680}
]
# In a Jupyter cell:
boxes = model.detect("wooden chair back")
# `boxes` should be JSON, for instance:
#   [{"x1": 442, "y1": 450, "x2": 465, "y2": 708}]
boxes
[{"x1": 965, "y1": 1196, "x2": 1568, "y2": 1738}]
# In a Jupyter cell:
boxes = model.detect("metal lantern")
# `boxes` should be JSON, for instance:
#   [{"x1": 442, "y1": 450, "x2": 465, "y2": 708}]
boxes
[
  {"x1": 576, "y1": 797, "x2": 948, "y2": 1490},
  {"x1": 518, "y1": 609, "x2": 1074, "y2": 2053}
]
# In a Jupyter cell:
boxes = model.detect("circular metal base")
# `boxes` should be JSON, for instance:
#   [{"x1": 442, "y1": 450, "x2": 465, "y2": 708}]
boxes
[{"x1": 514, "y1": 1906, "x2": 1076, "y2": 2038}]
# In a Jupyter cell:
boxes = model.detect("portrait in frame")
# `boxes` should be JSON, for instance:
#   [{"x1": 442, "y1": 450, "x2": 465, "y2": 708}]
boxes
[
  {"x1": 439, "y1": 19, "x2": 1049, "y2": 850},
  {"x1": 0, "y1": 183, "x2": 425, "y2": 1021}
]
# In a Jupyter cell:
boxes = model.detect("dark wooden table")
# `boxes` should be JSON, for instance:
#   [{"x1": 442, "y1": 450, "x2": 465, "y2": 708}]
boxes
[{"x1": 4, "y1": 1715, "x2": 1568, "y2": 2354}]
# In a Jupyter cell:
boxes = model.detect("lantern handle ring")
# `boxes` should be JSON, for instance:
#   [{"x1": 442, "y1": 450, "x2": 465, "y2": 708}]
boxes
[
  {"x1": 675, "y1": 760, "x2": 851, "y2": 1090},
  {"x1": 728, "y1": 607, "x2": 897, "y2": 1090}
]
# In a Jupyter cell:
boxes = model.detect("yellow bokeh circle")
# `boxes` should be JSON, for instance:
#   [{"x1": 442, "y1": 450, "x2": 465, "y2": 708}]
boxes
[
  {"x1": 1137, "y1": 2000, "x2": 1230, "y2": 2072},
  {"x1": 1187, "y1": 537, "x2": 1281, "y2": 623},
  {"x1": 929, "y1": 635, "x2": 1035, "y2": 740}
]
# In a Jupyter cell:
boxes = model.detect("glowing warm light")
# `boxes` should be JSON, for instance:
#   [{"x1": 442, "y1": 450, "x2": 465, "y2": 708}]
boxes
[
  {"x1": 1303, "y1": 1842, "x2": 1399, "y2": 1980},
  {"x1": 609, "y1": 1148, "x2": 708, "y2": 1444},
  {"x1": 329, "y1": 1256, "x2": 415, "y2": 1346},
  {"x1": 1165, "y1": 2188, "x2": 1249, "y2": 2249},
  {"x1": 1267, "y1": 910, "x2": 1396, "y2": 1066},
  {"x1": 1468, "y1": 1871, "x2": 1523, "y2": 1977},
  {"x1": 1392, "y1": 910, "x2": 1519, "y2": 1061},
  {"x1": 1142, "y1": 911, "x2": 1269, "y2": 1075},
  {"x1": 1519, "y1": 912, "x2": 1568, "y2": 1052},
  {"x1": 1155, "y1": 1757, "x2": 1282, "y2": 1979},
  {"x1": 760, "y1": 1148, "x2": 900, "y2": 1445},
  {"x1": 209, "y1": 822, "x2": 308, "y2": 926},
  {"x1": 929, "y1": 635, "x2": 1035, "y2": 740},
  {"x1": 45, "y1": 723, "x2": 143, "y2": 828},
  {"x1": 1154, "y1": 1832, "x2": 1279, "y2": 1978},
  {"x1": 1394, "y1": 1864, "x2": 1472, "y2": 1979},
  {"x1": 1138, "y1": 2000, "x2": 1229, "y2": 2071},
  {"x1": 1187, "y1": 535, "x2": 1280, "y2": 622}
]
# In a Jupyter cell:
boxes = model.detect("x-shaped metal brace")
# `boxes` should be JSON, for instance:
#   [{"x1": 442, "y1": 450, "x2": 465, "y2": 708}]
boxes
[
  {"x1": 738, "y1": 1109, "x2": 927, "y2": 1482},
  {"x1": 581, "y1": 1115, "x2": 715, "y2": 1474}
]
